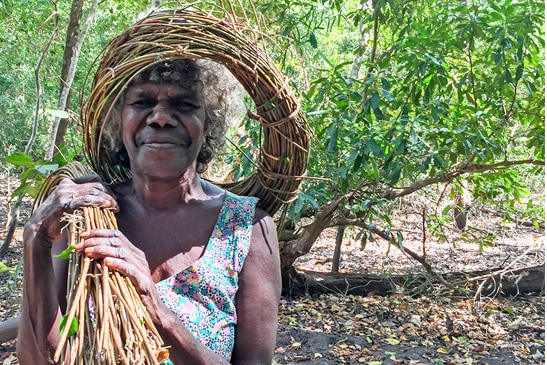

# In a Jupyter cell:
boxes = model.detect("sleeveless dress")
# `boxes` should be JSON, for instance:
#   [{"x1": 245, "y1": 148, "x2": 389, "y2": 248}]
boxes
[{"x1": 155, "y1": 191, "x2": 257, "y2": 362}]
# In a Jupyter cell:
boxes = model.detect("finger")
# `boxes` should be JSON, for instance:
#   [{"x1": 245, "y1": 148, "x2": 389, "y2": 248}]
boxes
[
  {"x1": 77, "y1": 230, "x2": 119, "y2": 250},
  {"x1": 74, "y1": 188, "x2": 119, "y2": 210},
  {"x1": 66, "y1": 195, "x2": 118, "y2": 211},
  {"x1": 116, "y1": 247, "x2": 126, "y2": 259},
  {"x1": 81, "y1": 229, "x2": 122, "y2": 240},
  {"x1": 58, "y1": 178, "x2": 106, "y2": 194},
  {"x1": 82, "y1": 244, "x2": 126, "y2": 261},
  {"x1": 104, "y1": 257, "x2": 135, "y2": 277},
  {"x1": 57, "y1": 179, "x2": 119, "y2": 211},
  {"x1": 103, "y1": 257, "x2": 147, "y2": 293}
]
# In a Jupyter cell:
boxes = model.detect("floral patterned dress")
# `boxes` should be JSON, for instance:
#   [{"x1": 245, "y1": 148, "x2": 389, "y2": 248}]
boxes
[{"x1": 156, "y1": 191, "x2": 257, "y2": 362}]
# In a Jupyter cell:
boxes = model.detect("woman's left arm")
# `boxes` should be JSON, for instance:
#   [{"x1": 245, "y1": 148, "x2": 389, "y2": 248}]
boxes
[{"x1": 231, "y1": 211, "x2": 282, "y2": 364}]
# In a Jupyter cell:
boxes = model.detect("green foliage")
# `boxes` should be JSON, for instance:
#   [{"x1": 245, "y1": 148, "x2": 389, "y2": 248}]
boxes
[
  {"x1": 0, "y1": 262, "x2": 12, "y2": 274},
  {"x1": 4, "y1": 152, "x2": 57, "y2": 199},
  {"x1": 0, "y1": 0, "x2": 151, "y2": 169},
  {"x1": 277, "y1": 0, "x2": 544, "y2": 232},
  {"x1": 0, "y1": 259, "x2": 23, "y2": 292}
]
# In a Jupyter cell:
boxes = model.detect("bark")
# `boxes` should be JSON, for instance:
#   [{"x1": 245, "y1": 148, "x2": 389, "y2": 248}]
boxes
[
  {"x1": 278, "y1": 158, "x2": 544, "y2": 284},
  {"x1": 0, "y1": 197, "x2": 21, "y2": 257},
  {"x1": 453, "y1": 179, "x2": 471, "y2": 231},
  {"x1": 349, "y1": 2, "x2": 368, "y2": 80},
  {"x1": 331, "y1": 226, "x2": 345, "y2": 273},
  {"x1": 361, "y1": 0, "x2": 380, "y2": 104},
  {"x1": 284, "y1": 264, "x2": 545, "y2": 297}
]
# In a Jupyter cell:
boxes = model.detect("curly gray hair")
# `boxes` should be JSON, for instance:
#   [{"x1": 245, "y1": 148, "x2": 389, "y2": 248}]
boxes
[{"x1": 102, "y1": 59, "x2": 242, "y2": 174}]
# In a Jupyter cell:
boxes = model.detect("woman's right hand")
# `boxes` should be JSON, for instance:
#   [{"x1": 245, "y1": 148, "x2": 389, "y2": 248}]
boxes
[{"x1": 27, "y1": 176, "x2": 119, "y2": 244}]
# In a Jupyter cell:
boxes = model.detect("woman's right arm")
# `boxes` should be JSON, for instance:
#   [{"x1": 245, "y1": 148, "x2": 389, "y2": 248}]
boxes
[
  {"x1": 17, "y1": 223, "x2": 65, "y2": 365},
  {"x1": 16, "y1": 178, "x2": 118, "y2": 364}
]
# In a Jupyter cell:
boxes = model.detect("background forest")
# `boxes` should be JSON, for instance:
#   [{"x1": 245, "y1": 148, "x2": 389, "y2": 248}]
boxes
[
  {"x1": 1, "y1": 0, "x2": 543, "y2": 274},
  {"x1": 0, "y1": 0, "x2": 544, "y2": 363}
]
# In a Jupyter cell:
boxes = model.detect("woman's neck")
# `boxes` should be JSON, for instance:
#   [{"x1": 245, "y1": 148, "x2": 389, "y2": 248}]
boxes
[{"x1": 130, "y1": 172, "x2": 205, "y2": 211}]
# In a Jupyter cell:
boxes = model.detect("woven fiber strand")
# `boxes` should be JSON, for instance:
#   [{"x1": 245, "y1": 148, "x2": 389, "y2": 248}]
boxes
[{"x1": 82, "y1": 7, "x2": 310, "y2": 216}]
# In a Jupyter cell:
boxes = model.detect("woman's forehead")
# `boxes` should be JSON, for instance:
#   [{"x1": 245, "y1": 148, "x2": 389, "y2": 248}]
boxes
[{"x1": 126, "y1": 82, "x2": 203, "y2": 99}]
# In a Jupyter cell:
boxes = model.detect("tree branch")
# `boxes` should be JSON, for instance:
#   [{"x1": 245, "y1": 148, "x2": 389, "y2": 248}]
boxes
[{"x1": 383, "y1": 159, "x2": 544, "y2": 200}]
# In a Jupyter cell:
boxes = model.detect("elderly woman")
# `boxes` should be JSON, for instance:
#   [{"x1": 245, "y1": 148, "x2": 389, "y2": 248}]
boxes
[{"x1": 17, "y1": 57, "x2": 281, "y2": 364}]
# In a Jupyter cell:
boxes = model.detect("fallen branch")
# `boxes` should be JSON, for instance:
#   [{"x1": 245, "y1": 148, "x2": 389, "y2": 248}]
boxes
[
  {"x1": 285, "y1": 264, "x2": 544, "y2": 297},
  {"x1": 471, "y1": 245, "x2": 545, "y2": 305},
  {"x1": 0, "y1": 317, "x2": 19, "y2": 344}
]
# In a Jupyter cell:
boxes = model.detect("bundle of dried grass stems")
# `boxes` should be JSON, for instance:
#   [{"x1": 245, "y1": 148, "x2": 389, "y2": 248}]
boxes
[
  {"x1": 33, "y1": 162, "x2": 168, "y2": 364},
  {"x1": 32, "y1": 4, "x2": 309, "y2": 364},
  {"x1": 82, "y1": 5, "x2": 310, "y2": 216}
]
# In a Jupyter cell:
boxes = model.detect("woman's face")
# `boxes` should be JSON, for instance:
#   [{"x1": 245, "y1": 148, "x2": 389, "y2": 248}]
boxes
[{"x1": 121, "y1": 82, "x2": 207, "y2": 180}]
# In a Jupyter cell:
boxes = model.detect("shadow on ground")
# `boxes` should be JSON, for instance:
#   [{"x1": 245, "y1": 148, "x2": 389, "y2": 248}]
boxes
[{"x1": 274, "y1": 323, "x2": 544, "y2": 365}]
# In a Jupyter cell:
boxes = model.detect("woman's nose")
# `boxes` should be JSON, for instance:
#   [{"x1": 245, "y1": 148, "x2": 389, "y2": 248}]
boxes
[{"x1": 147, "y1": 104, "x2": 177, "y2": 127}]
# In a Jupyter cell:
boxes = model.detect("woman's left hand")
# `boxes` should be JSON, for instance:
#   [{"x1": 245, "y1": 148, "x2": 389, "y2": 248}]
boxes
[{"x1": 76, "y1": 229, "x2": 155, "y2": 295}]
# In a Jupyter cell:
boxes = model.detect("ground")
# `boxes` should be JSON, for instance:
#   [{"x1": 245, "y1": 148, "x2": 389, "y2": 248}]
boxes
[{"x1": 0, "y1": 173, "x2": 544, "y2": 364}]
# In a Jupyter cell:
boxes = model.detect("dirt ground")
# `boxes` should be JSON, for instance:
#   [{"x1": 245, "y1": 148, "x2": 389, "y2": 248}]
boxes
[
  {"x1": 0, "y1": 173, "x2": 545, "y2": 364},
  {"x1": 272, "y1": 218, "x2": 544, "y2": 365}
]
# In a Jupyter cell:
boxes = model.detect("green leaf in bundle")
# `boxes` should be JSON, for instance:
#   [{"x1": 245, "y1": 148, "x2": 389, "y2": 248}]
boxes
[
  {"x1": 55, "y1": 245, "x2": 76, "y2": 259},
  {"x1": 59, "y1": 314, "x2": 78, "y2": 338}
]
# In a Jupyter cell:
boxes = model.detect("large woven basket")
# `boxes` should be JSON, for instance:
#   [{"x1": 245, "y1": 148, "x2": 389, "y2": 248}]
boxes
[{"x1": 82, "y1": 6, "x2": 310, "y2": 216}]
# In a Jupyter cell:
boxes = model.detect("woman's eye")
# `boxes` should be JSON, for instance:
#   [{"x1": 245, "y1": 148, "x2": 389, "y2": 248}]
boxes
[
  {"x1": 132, "y1": 99, "x2": 154, "y2": 107},
  {"x1": 173, "y1": 101, "x2": 199, "y2": 111}
]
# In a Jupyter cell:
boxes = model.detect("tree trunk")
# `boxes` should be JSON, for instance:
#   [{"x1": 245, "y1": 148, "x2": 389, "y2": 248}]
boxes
[
  {"x1": 284, "y1": 264, "x2": 545, "y2": 297},
  {"x1": 453, "y1": 179, "x2": 471, "y2": 230},
  {"x1": 45, "y1": 0, "x2": 98, "y2": 160},
  {"x1": 331, "y1": 226, "x2": 345, "y2": 273},
  {"x1": 279, "y1": 195, "x2": 347, "y2": 276}
]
